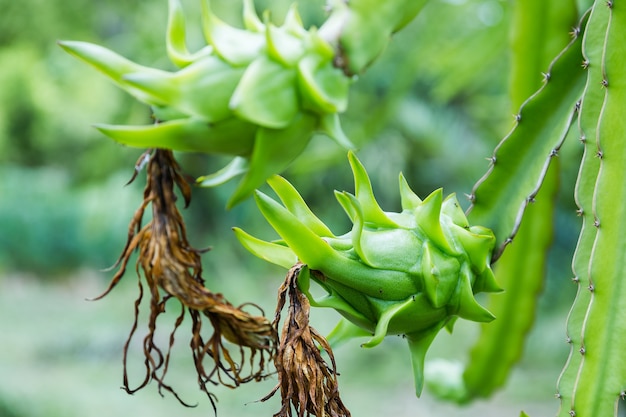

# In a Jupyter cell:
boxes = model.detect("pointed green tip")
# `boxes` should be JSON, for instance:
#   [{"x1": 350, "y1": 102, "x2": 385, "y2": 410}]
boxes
[
  {"x1": 416, "y1": 189, "x2": 455, "y2": 254},
  {"x1": 399, "y1": 172, "x2": 422, "y2": 210},
  {"x1": 283, "y1": 2, "x2": 305, "y2": 35},
  {"x1": 232, "y1": 227, "x2": 297, "y2": 268},
  {"x1": 57, "y1": 39, "x2": 81, "y2": 53},
  {"x1": 252, "y1": 189, "x2": 337, "y2": 269},
  {"x1": 457, "y1": 296, "x2": 496, "y2": 323},
  {"x1": 320, "y1": 113, "x2": 355, "y2": 149},
  {"x1": 407, "y1": 323, "x2": 445, "y2": 397},
  {"x1": 454, "y1": 266, "x2": 496, "y2": 322},
  {"x1": 442, "y1": 193, "x2": 469, "y2": 228},
  {"x1": 58, "y1": 40, "x2": 137, "y2": 83},
  {"x1": 361, "y1": 297, "x2": 414, "y2": 349},
  {"x1": 166, "y1": 0, "x2": 193, "y2": 67},
  {"x1": 243, "y1": 0, "x2": 265, "y2": 32},
  {"x1": 474, "y1": 267, "x2": 503, "y2": 294},
  {"x1": 347, "y1": 151, "x2": 397, "y2": 227},
  {"x1": 453, "y1": 224, "x2": 495, "y2": 272},
  {"x1": 266, "y1": 175, "x2": 334, "y2": 237},
  {"x1": 444, "y1": 316, "x2": 458, "y2": 333},
  {"x1": 334, "y1": 190, "x2": 355, "y2": 222},
  {"x1": 95, "y1": 118, "x2": 223, "y2": 153}
]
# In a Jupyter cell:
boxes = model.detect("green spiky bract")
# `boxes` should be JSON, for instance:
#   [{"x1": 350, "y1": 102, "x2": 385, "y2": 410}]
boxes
[
  {"x1": 234, "y1": 152, "x2": 500, "y2": 396},
  {"x1": 59, "y1": 0, "x2": 354, "y2": 207}
]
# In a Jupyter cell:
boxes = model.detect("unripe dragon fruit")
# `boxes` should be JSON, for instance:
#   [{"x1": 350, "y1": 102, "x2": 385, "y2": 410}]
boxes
[
  {"x1": 234, "y1": 152, "x2": 501, "y2": 396},
  {"x1": 59, "y1": 0, "x2": 353, "y2": 207}
]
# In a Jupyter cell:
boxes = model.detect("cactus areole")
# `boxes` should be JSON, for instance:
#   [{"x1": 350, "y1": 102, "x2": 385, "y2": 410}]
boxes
[{"x1": 235, "y1": 152, "x2": 501, "y2": 396}]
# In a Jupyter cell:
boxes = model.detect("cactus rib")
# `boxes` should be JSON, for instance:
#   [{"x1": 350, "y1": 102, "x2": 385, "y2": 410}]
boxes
[
  {"x1": 467, "y1": 10, "x2": 589, "y2": 260},
  {"x1": 557, "y1": 1, "x2": 626, "y2": 416},
  {"x1": 556, "y1": 4, "x2": 603, "y2": 415}
]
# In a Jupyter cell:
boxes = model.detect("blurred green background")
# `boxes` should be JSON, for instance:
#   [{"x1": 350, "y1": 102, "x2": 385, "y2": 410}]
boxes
[{"x1": 0, "y1": 0, "x2": 582, "y2": 416}]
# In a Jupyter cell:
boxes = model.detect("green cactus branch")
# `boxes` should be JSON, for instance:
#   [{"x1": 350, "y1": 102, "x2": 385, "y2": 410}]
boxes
[
  {"x1": 555, "y1": 2, "x2": 605, "y2": 413},
  {"x1": 557, "y1": 1, "x2": 626, "y2": 416},
  {"x1": 448, "y1": 0, "x2": 579, "y2": 403},
  {"x1": 466, "y1": 10, "x2": 590, "y2": 260}
]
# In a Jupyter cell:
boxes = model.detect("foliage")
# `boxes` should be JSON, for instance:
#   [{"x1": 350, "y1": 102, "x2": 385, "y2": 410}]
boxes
[{"x1": 0, "y1": 166, "x2": 141, "y2": 275}]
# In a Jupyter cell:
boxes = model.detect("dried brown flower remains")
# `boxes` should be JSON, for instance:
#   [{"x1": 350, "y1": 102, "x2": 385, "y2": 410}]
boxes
[
  {"x1": 263, "y1": 263, "x2": 351, "y2": 417},
  {"x1": 94, "y1": 149, "x2": 276, "y2": 411}
]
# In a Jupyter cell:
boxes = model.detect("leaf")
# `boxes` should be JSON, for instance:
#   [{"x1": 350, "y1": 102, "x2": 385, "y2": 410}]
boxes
[
  {"x1": 347, "y1": 151, "x2": 397, "y2": 228},
  {"x1": 399, "y1": 173, "x2": 422, "y2": 210},
  {"x1": 361, "y1": 296, "x2": 415, "y2": 348},
  {"x1": 242, "y1": 0, "x2": 264, "y2": 32},
  {"x1": 319, "y1": 113, "x2": 355, "y2": 149},
  {"x1": 265, "y1": 20, "x2": 305, "y2": 67}
]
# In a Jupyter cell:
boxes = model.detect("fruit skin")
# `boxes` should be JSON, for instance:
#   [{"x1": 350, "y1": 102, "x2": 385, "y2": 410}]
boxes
[
  {"x1": 234, "y1": 151, "x2": 501, "y2": 396},
  {"x1": 59, "y1": 0, "x2": 353, "y2": 207}
]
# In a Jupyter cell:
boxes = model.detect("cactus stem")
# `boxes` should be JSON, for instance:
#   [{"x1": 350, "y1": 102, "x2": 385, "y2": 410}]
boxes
[
  {"x1": 467, "y1": 9, "x2": 590, "y2": 258},
  {"x1": 492, "y1": 100, "x2": 578, "y2": 262}
]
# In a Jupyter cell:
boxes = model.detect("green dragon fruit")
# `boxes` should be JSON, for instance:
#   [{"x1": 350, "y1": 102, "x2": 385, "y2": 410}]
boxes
[
  {"x1": 234, "y1": 151, "x2": 500, "y2": 396},
  {"x1": 58, "y1": 0, "x2": 353, "y2": 207}
]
